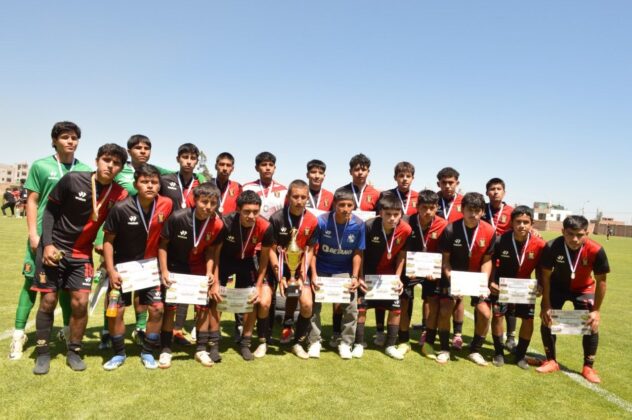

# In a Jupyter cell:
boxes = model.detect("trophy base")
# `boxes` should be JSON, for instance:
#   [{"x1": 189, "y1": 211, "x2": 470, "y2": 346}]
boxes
[{"x1": 286, "y1": 284, "x2": 300, "y2": 298}]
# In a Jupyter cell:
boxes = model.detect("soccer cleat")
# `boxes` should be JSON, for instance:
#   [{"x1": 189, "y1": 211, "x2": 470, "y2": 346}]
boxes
[
  {"x1": 452, "y1": 334, "x2": 463, "y2": 350},
  {"x1": 581, "y1": 366, "x2": 601, "y2": 384},
  {"x1": 280, "y1": 327, "x2": 293, "y2": 345},
  {"x1": 9, "y1": 330, "x2": 27, "y2": 360},
  {"x1": 418, "y1": 330, "x2": 427, "y2": 347},
  {"x1": 173, "y1": 331, "x2": 191, "y2": 346},
  {"x1": 373, "y1": 331, "x2": 386, "y2": 347},
  {"x1": 308, "y1": 342, "x2": 322, "y2": 359},
  {"x1": 492, "y1": 354, "x2": 505, "y2": 367},
  {"x1": 66, "y1": 351, "x2": 87, "y2": 371},
  {"x1": 195, "y1": 351, "x2": 214, "y2": 367},
  {"x1": 98, "y1": 331, "x2": 111, "y2": 350},
  {"x1": 208, "y1": 343, "x2": 222, "y2": 363},
  {"x1": 536, "y1": 359, "x2": 560, "y2": 374},
  {"x1": 436, "y1": 351, "x2": 450, "y2": 364},
  {"x1": 158, "y1": 352, "x2": 172, "y2": 369},
  {"x1": 397, "y1": 342, "x2": 411, "y2": 355},
  {"x1": 103, "y1": 355, "x2": 126, "y2": 371},
  {"x1": 385, "y1": 345, "x2": 404, "y2": 360},
  {"x1": 132, "y1": 329, "x2": 145, "y2": 346},
  {"x1": 516, "y1": 358, "x2": 530, "y2": 370},
  {"x1": 526, "y1": 356, "x2": 544, "y2": 366},
  {"x1": 468, "y1": 352, "x2": 489, "y2": 366},
  {"x1": 33, "y1": 354, "x2": 51, "y2": 375},
  {"x1": 328, "y1": 333, "x2": 341, "y2": 348},
  {"x1": 253, "y1": 342, "x2": 267, "y2": 359},
  {"x1": 504, "y1": 335, "x2": 517, "y2": 352},
  {"x1": 291, "y1": 344, "x2": 309, "y2": 360},
  {"x1": 141, "y1": 353, "x2": 158, "y2": 369},
  {"x1": 338, "y1": 343, "x2": 353, "y2": 360},
  {"x1": 351, "y1": 343, "x2": 364, "y2": 359}
]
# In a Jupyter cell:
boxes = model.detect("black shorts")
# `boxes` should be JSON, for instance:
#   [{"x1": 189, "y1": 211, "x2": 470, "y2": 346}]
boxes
[
  {"x1": 421, "y1": 279, "x2": 440, "y2": 300},
  {"x1": 550, "y1": 290, "x2": 595, "y2": 311},
  {"x1": 490, "y1": 294, "x2": 535, "y2": 320},
  {"x1": 220, "y1": 264, "x2": 258, "y2": 288},
  {"x1": 31, "y1": 246, "x2": 93, "y2": 293},
  {"x1": 470, "y1": 296, "x2": 491, "y2": 307},
  {"x1": 116, "y1": 286, "x2": 163, "y2": 307}
]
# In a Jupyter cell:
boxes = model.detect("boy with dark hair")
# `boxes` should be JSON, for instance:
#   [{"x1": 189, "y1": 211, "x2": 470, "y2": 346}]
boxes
[
  {"x1": 436, "y1": 192, "x2": 496, "y2": 365},
  {"x1": 402, "y1": 189, "x2": 448, "y2": 357},
  {"x1": 377, "y1": 162, "x2": 419, "y2": 216},
  {"x1": 102, "y1": 164, "x2": 173, "y2": 370},
  {"x1": 537, "y1": 215, "x2": 609, "y2": 383},
  {"x1": 242, "y1": 151, "x2": 287, "y2": 220},
  {"x1": 214, "y1": 152, "x2": 242, "y2": 216},
  {"x1": 436, "y1": 167, "x2": 463, "y2": 223},
  {"x1": 157, "y1": 183, "x2": 225, "y2": 368},
  {"x1": 10, "y1": 121, "x2": 92, "y2": 361},
  {"x1": 305, "y1": 159, "x2": 334, "y2": 213},
  {"x1": 32, "y1": 143, "x2": 128, "y2": 374},
  {"x1": 339, "y1": 153, "x2": 380, "y2": 213},
  {"x1": 308, "y1": 188, "x2": 365, "y2": 360},
  {"x1": 356, "y1": 193, "x2": 410, "y2": 360},
  {"x1": 489, "y1": 206, "x2": 545, "y2": 368},
  {"x1": 215, "y1": 190, "x2": 274, "y2": 361}
]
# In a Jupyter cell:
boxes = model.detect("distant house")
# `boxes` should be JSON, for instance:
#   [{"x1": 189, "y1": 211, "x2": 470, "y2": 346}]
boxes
[{"x1": 533, "y1": 202, "x2": 573, "y2": 222}]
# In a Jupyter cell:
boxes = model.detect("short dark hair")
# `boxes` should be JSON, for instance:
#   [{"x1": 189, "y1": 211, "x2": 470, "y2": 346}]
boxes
[
  {"x1": 177, "y1": 143, "x2": 200, "y2": 158},
  {"x1": 307, "y1": 159, "x2": 327, "y2": 172},
  {"x1": 96, "y1": 143, "x2": 127, "y2": 163},
  {"x1": 511, "y1": 205, "x2": 534, "y2": 222},
  {"x1": 288, "y1": 179, "x2": 308, "y2": 196},
  {"x1": 461, "y1": 192, "x2": 485, "y2": 211},
  {"x1": 255, "y1": 151, "x2": 276, "y2": 166},
  {"x1": 215, "y1": 152, "x2": 235, "y2": 164},
  {"x1": 349, "y1": 153, "x2": 371, "y2": 170},
  {"x1": 417, "y1": 189, "x2": 439, "y2": 206},
  {"x1": 436, "y1": 167, "x2": 460, "y2": 180},
  {"x1": 51, "y1": 121, "x2": 81, "y2": 141},
  {"x1": 378, "y1": 193, "x2": 402, "y2": 212},
  {"x1": 563, "y1": 215, "x2": 589, "y2": 230},
  {"x1": 237, "y1": 190, "x2": 262, "y2": 208},
  {"x1": 333, "y1": 188, "x2": 355, "y2": 204},
  {"x1": 134, "y1": 164, "x2": 161, "y2": 182},
  {"x1": 394, "y1": 161, "x2": 415, "y2": 177},
  {"x1": 486, "y1": 177, "x2": 505, "y2": 191},
  {"x1": 127, "y1": 134, "x2": 152, "y2": 150},
  {"x1": 193, "y1": 182, "x2": 220, "y2": 200}
]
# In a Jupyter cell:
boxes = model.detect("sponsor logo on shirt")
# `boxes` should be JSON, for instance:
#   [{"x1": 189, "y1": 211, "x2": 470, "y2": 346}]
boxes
[
  {"x1": 226, "y1": 235, "x2": 236, "y2": 243},
  {"x1": 75, "y1": 191, "x2": 87, "y2": 202},
  {"x1": 321, "y1": 244, "x2": 353, "y2": 255},
  {"x1": 323, "y1": 230, "x2": 332, "y2": 238},
  {"x1": 348, "y1": 234, "x2": 356, "y2": 244},
  {"x1": 556, "y1": 255, "x2": 565, "y2": 263},
  {"x1": 128, "y1": 215, "x2": 139, "y2": 225},
  {"x1": 168, "y1": 181, "x2": 178, "y2": 190},
  {"x1": 178, "y1": 230, "x2": 188, "y2": 239},
  {"x1": 501, "y1": 250, "x2": 510, "y2": 258},
  {"x1": 454, "y1": 239, "x2": 462, "y2": 247}
]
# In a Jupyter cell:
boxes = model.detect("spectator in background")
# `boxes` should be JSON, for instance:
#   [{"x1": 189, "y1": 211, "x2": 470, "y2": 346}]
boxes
[{"x1": 2, "y1": 187, "x2": 16, "y2": 216}]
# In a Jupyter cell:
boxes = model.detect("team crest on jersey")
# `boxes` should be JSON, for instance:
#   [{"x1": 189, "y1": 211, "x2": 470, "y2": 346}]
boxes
[
  {"x1": 158, "y1": 213, "x2": 164, "y2": 223},
  {"x1": 528, "y1": 252, "x2": 535, "y2": 260},
  {"x1": 457, "y1": 205, "x2": 462, "y2": 212},
  {"x1": 252, "y1": 237, "x2": 258, "y2": 244},
  {"x1": 583, "y1": 258, "x2": 588, "y2": 266},
  {"x1": 229, "y1": 188, "x2": 235, "y2": 197},
  {"x1": 49, "y1": 170, "x2": 58, "y2": 178},
  {"x1": 206, "y1": 233, "x2": 211, "y2": 241},
  {"x1": 274, "y1": 192, "x2": 280, "y2": 198},
  {"x1": 24, "y1": 263, "x2": 32, "y2": 273},
  {"x1": 412, "y1": 201, "x2": 417, "y2": 208},
  {"x1": 479, "y1": 239, "x2": 486, "y2": 247},
  {"x1": 304, "y1": 228, "x2": 310, "y2": 236},
  {"x1": 39, "y1": 272, "x2": 47, "y2": 284},
  {"x1": 396, "y1": 238, "x2": 401, "y2": 245},
  {"x1": 324, "y1": 199, "x2": 329, "y2": 207},
  {"x1": 108, "y1": 200, "x2": 114, "y2": 209},
  {"x1": 501, "y1": 214, "x2": 507, "y2": 223},
  {"x1": 348, "y1": 234, "x2": 356, "y2": 243},
  {"x1": 431, "y1": 232, "x2": 437, "y2": 239},
  {"x1": 367, "y1": 196, "x2": 373, "y2": 203}
]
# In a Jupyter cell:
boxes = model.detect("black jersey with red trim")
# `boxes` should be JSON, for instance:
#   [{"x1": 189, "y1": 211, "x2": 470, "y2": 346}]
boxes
[
  {"x1": 161, "y1": 208, "x2": 225, "y2": 275},
  {"x1": 540, "y1": 237, "x2": 609, "y2": 294},
  {"x1": 363, "y1": 217, "x2": 412, "y2": 275},
  {"x1": 437, "y1": 193, "x2": 463, "y2": 223},
  {"x1": 439, "y1": 219, "x2": 496, "y2": 272},
  {"x1": 339, "y1": 183, "x2": 380, "y2": 211},
  {"x1": 160, "y1": 172, "x2": 202, "y2": 210},
  {"x1": 215, "y1": 179, "x2": 242, "y2": 216},
  {"x1": 219, "y1": 212, "x2": 273, "y2": 267},
  {"x1": 47, "y1": 171, "x2": 128, "y2": 259},
  {"x1": 104, "y1": 195, "x2": 173, "y2": 264},
  {"x1": 492, "y1": 231, "x2": 546, "y2": 281},
  {"x1": 377, "y1": 188, "x2": 419, "y2": 216},
  {"x1": 306, "y1": 188, "x2": 334, "y2": 211},
  {"x1": 269, "y1": 207, "x2": 319, "y2": 250},
  {"x1": 406, "y1": 215, "x2": 448, "y2": 253},
  {"x1": 482, "y1": 202, "x2": 514, "y2": 236}
]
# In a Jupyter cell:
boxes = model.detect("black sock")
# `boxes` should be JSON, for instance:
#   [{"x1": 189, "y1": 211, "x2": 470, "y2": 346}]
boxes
[
  {"x1": 375, "y1": 310, "x2": 385, "y2": 333},
  {"x1": 35, "y1": 310, "x2": 54, "y2": 356},
  {"x1": 386, "y1": 325, "x2": 399, "y2": 347},
  {"x1": 111, "y1": 335, "x2": 125, "y2": 356},
  {"x1": 506, "y1": 315, "x2": 517, "y2": 337},
  {"x1": 161, "y1": 331, "x2": 173, "y2": 354},
  {"x1": 143, "y1": 332, "x2": 160, "y2": 355},
  {"x1": 407, "y1": 299, "x2": 413, "y2": 319},
  {"x1": 293, "y1": 315, "x2": 311, "y2": 344},
  {"x1": 196, "y1": 331, "x2": 210, "y2": 352},
  {"x1": 453, "y1": 321, "x2": 463, "y2": 335},
  {"x1": 333, "y1": 312, "x2": 342, "y2": 334},
  {"x1": 439, "y1": 330, "x2": 450, "y2": 351},
  {"x1": 492, "y1": 335, "x2": 504, "y2": 356},
  {"x1": 283, "y1": 314, "x2": 294, "y2": 328},
  {"x1": 234, "y1": 313, "x2": 243, "y2": 328},
  {"x1": 355, "y1": 322, "x2": 365, "y2": 345},
  {"x1": 174, "y1": 304, "x2": 188, "y2": 330},
  {"x1": 540, "y1": 325, "x2": 556, "y2": 360},
  {"x1": 470, "y1": 335, "x2": 485, "y2": 354},
  {"x1": 267, "y1": 292, "x2": 276, "y2": 340},
  {"x1": 515, "y1": 337, "x2": 530, "y2": 360},
  {"x1": 208, "y1": 330, "x2": 221, "y2": 362},
  {"x1": 68, "y1": 341, "x2": 82, "y2": 354},
  {"x1": 398, "y1": 329, "x2": 410, "y2": 344},
  {"x1": 583, "y1": 333, "x2": 599, "y2": 367},
  {"x1": 257, "y1": 317, "x2": 269, "y2": 343},
  {"x1": 427, "y1": 328, "x2": 437, "y2": 346}
]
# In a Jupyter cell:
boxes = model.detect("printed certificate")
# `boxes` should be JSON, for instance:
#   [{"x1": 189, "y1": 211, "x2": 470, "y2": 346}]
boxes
[
  {"x1": 450, "y1": 271, "x2": 489, "y2": 297},
  {"x1": 551, "y1": 310, "x2": 591, "y2": 335},
  {"x1": 498, "y1": 277, "x2": 537, "y2": 304},
  {"x1": 364, "y1": 275, "x2": 400, "y2": 300},
  {"x1": 116, "y1": 258, "x2": 160, "y2": 293},
  {"x1": 216, "y1": 287, "x2": 256, "y2": 313},
  {"x1": 405, "y1": 252, "x2": 442, "y2": 279},
  {"x1": 314, "y1": 277, "x2": 352, "y2": 303},
  {"x1": 165, "y1": 273, "x2": 208, "y2": 305}
]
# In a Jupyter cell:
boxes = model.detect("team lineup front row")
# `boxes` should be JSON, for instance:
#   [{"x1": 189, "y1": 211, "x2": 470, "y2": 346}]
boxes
[{"x1": 9, "y1": 122, "x2": 609, "y2": 384}]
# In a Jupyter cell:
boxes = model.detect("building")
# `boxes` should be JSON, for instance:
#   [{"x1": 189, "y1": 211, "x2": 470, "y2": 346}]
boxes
[
  {"x1": 532, "y1": 202, "x2": 576, "y2": 231},
  {"x1": 0, "y1": 162, "x2": 28, "y2": 186}
]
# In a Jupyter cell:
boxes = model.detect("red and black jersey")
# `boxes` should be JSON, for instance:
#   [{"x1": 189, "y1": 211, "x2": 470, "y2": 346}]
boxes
[
  {"x1": 269, "y1": 206, "x2": 320, "y2": 277},
  {"x1": 439, "y1": 219, "x2": 495, "y2": 272},
  {"x1": 161, "y1": 208, "x2": 224, "y2": 275},
  {"x1": 306, "y1": 188, "x2": 334, "y2": 212},
  {"x1": 492, "y1": 231, "x2": 546, "y2": 281},
  {"x1": 160, "y1": 172, "x2": 201, "y2": 210},
  {"x1": 406, "y1": 214, "x2": 448, "y2": 253},
  {"x1": 482, "y1": 202, "x2": 514, "y2": 236},
  {"x1": 215, "y1": 179, "x2": 242, "y2": 216},
  {"x1": 47, "y1": 171, "x2": 127, "y2": 259},
  {"x1": 363, "y1": 217, "x2": 412, "y2": 275},
  {"x1": 219, "y1": 212, "x2": 273, "y2": 267},
  {"x1": 378, "y1": 188, "x2": 419, "y2": 216},
  {"x1": 103, "y1": 195, "x2": 173, "y2": 264},
  {"x1": 437, "y1": 193, "x2": 463, "y2": 223},
  {"x1": 339, "y1": 182, "x2": 380, "y2": 211},
  {"x1": 540, "y1": 237, "x2": 609, "y2": 294}
]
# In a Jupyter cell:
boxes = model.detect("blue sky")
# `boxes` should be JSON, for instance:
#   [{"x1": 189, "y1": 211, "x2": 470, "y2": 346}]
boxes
[{"x1": 1, "y1": 1, "x2": 631, "y2": 221}]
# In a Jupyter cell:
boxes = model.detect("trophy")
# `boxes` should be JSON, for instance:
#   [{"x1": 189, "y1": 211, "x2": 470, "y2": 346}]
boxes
[{"x1": 284, "y1": 228, "x2": 302, "y2": 298}]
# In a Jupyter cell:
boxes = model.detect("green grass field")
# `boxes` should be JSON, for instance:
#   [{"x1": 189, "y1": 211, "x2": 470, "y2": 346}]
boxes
[{"x1": 1, "y1": 216, "x2": 631, "y2": 419}]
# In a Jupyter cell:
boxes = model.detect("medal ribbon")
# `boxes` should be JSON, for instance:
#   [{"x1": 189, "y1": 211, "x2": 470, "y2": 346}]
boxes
[
  {"x1": 461, "y1": 221, "x2": 480, "y2": 257},
  {"x1": 135, "y1": 196, "x2": 156, "y2": 234},
  {"x1": 91, "y1": 174, "x2": 113, "y2": 222}
]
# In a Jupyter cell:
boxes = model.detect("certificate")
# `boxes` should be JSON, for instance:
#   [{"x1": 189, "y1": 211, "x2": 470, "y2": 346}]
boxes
[
  {"x1": 116, "y1": 258, "x2": 160, "y2": 293},
  {"x1": 216, "y1": 287, "x2": 256, "y2": 313},
  {"x1": 314, "y1": 276, "x2": 352, "y2": 303},
  {"x1": 165, "y1": 273, "x2": 208, "y2": 305},
  {"x1": 450, "y1": 271, "x2": 489, "y2": 297},
  {"x1": 364, "y1": 275, "x2": 400, "y2": 300},
  {"x1": 405, "y1": 252, "x2": 442, "y2": 279},
  {"x1": 551, "y1": 310, "x2": 591, "y2": 335},
  {"x1": 352, "y1": 210, "x2": 376, "y2": 222},
  {"x1": 498, "y1": 277, "x2": 537, "y2": 304}
]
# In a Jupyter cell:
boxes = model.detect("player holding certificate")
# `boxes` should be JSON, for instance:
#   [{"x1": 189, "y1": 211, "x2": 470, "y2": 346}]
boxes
[
  {"x1": 357, "y1": 193, "x2": 411, "y2": 360},
  {"x1": 537, "y1": 215, "x2": 610, "y2": 383},
  {"x1": 489, "y1": 206, "x2": 545, "y2": 368},
  {"x1": 102, "y1": 164, "x2": 173, "y2": 370},
  {"x1": 437, "y1": 192, "x2": 495, "y2": 365},
  {"x1": 158, "y1": 183, "x2": 224, "y2": 368}
]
